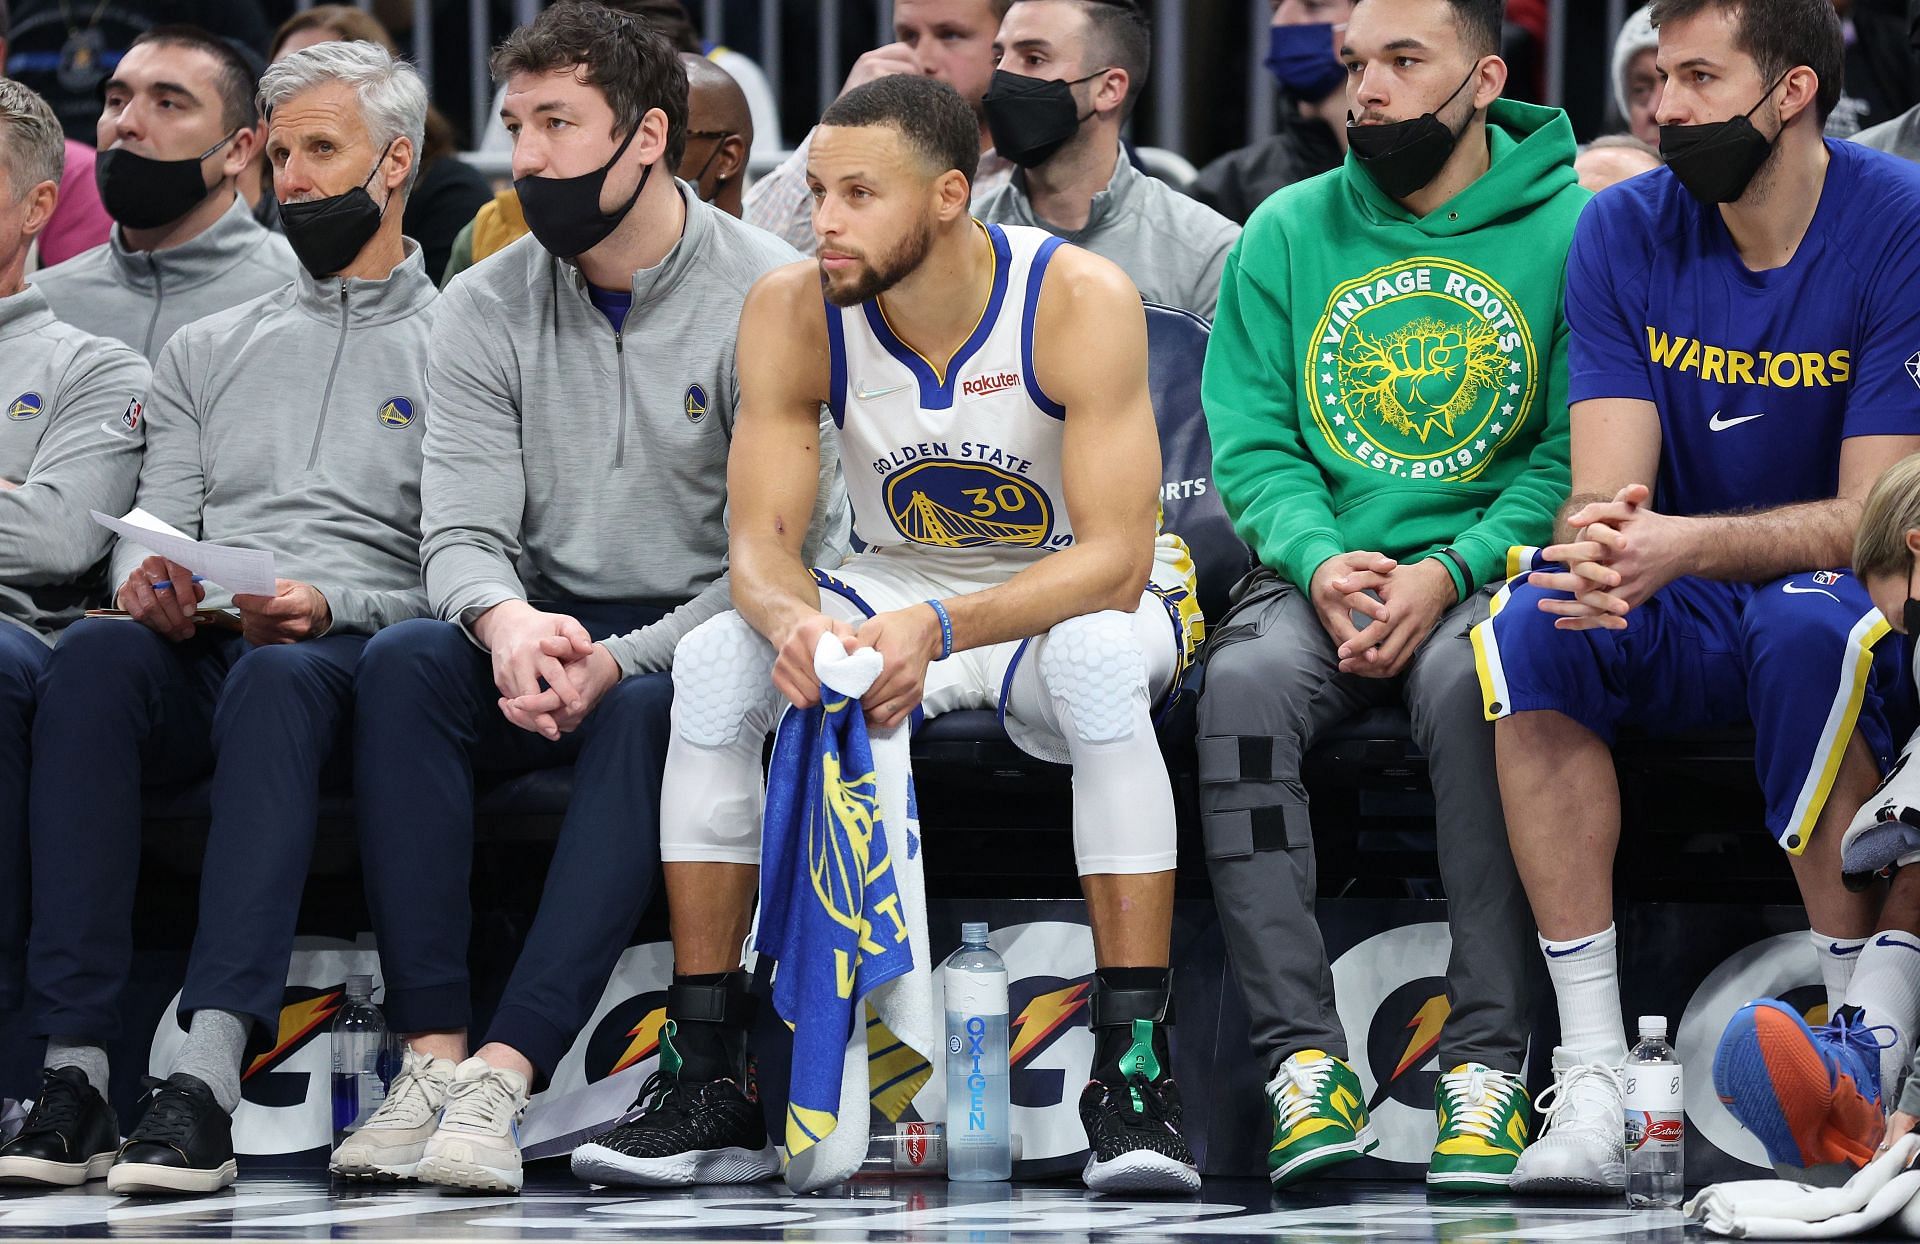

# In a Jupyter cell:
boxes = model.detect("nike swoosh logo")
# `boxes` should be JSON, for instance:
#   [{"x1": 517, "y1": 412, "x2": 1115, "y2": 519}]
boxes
[
  {"x1": 1544, "y1": 940, "x2": 1595, "y2": 958},
  {"x1": 855, "y1": 382, "x2": 910, "y2": 401},
  {"x1": 1831, "y1": 942, "x2": 1865, "y2": 956},
  {"x1": 1708, "y1": 410, "x2": 1765, "y2": 431},
  {"x1": 1782, "y1": 584, "x2": 1840, "y2": 601},
  {"x1": 1876, "y1": 934, "x2": 1920, "y2": 952}
]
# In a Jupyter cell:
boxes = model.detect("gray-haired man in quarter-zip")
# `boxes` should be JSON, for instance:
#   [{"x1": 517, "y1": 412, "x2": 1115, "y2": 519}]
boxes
[
  {"x1": 0, "y1": 76, "x2": 149, "y2": 1057},
  {"x1": 29, "y1": 25, "x2": 295, "y2": 361},
  {"x1": 338, "y1": 2, "x2": 848, "y2": 1196},
  {"x1": 10, "y1": 42, "x2": 434, "y2": 1198}
]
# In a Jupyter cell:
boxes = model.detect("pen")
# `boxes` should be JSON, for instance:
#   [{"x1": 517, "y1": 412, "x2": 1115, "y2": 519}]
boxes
[{"x1": 151, "y1": 576, "x2": 207, "y2": 592}]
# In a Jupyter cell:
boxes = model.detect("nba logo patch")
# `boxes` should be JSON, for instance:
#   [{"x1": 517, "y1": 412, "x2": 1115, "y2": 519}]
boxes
[
  {"x1": 684, "y1": 383, "x2": 707, "y2": 424},
  {"x1": 120, "y1": 399, "x2": 141, "y2": 432},
  {"x1": 378, "y1": 397, "x2": 414, "y2": 429},
  {"x1": 1814, "y1": 570, "x2": 1843, "y2": 586},
  {"x1": 7, "y1": 392, "x2": 43, "y2": 421}
]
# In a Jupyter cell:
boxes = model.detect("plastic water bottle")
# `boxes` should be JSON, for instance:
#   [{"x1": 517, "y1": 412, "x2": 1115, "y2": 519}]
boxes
[
  {"x1": 944, "y1": 922, "x2": 1011, "y2": 1181},
  {"x1": 856, "y1": 1122, "x2": 947, "y2": 1176},
  {"x1": 1624, "y1": 1014, "x2": 1684, "y2": 1208},
  {"x1": 331, "y1": 975, "x2": 389, "y2": 1145}
]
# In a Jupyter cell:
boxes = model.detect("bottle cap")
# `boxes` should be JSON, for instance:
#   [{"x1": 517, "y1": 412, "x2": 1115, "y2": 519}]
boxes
[
  {"x1": 345, "y1": 974, "x2": 373, "y2": 1001},
  {"x1": 960, "y1": 921, "x2": 989, "y2": 946},
  {"x1": 1638, "y1": 1014, "x2": 1667, "y2": 1037}
]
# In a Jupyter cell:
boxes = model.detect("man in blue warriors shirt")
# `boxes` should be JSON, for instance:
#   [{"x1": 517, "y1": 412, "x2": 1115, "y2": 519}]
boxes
[{"x1": 1476, "y1": 0, "x2": 1920, "y2": 1193}]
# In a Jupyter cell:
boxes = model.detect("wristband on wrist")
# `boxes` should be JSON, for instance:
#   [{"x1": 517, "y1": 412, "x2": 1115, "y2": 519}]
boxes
[
  {"x1": 925, "y1": 598, "x2": 954, "y2": 660},
  {"x1": 1435, "y1": 546, "x2": 1472, "y2": 601}
]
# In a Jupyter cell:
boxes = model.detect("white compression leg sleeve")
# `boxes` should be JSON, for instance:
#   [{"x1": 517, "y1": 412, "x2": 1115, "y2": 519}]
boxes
[
  {"x1": 1008, "y1": 605, "x2": 1179, "y2": 875},
  {"x1": 659, "y1": 611, "x2": 784, "y2": 865}
]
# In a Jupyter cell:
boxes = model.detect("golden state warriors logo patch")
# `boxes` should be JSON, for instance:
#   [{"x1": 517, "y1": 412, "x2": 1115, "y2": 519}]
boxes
[
  {"x1": 7, "y1": 392, "x2": 43, "y2": 421},
  {"x1": 883, "y1": 460, "x2": 1052, "y2": 549},
  {"x1": 1307, "y1": 257, "x2": 1538, "y2": 481},
  {"x1": 684, "y1": 383, "x2": 708, "y2": 424},
  {"x1": 377, "y1": 397, "x2": 415, "y2": 429}
]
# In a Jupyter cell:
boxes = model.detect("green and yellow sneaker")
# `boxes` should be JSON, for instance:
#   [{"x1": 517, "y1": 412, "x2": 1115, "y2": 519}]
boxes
[
  {"x1": 1266, "y1": 1050, "x2": 1377, "y2": 1188},
  {"x1": 1427, "y1": 1063, "x2": 1531, "y2": 1189}
]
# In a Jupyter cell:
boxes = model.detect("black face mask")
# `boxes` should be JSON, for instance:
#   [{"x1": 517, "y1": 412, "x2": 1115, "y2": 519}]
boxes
[
  {"x1": 515, "y1": 123, "x2": 651, "y2": 259},
  {"x1": 94, "y1": 130, "x2": 237, "y2": 230},
  {"x1": 1904, "y1": 561, "x2": 1920, "y2": 640},
  {"x1": 982, "y1": 68, "x2": 1109, "y2": 169},
  {"x1": 279, "y1": 141, "x2": 395, "y2": 279},
  {"x1": 1346, "y1": 69, "x2": 1476, "y2": 201},
  {"x1": 1659, "y1": 71, "x2": 1791, "y2": 205}
]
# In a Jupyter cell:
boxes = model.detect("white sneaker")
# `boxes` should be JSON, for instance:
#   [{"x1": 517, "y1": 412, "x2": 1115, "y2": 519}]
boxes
[
  {"x1": 414, "y1": 1058, "x2": 529, "y2": 1194},
  {"x1": 330, "y1": 1048, "x2": 457, "y2": 1181},
  {"x1": 1509, "y1": 1047, "x2": 1626, "y2": 1195}
]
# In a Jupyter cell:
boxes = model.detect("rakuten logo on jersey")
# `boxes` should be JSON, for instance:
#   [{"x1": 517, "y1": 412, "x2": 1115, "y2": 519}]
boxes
[{"x1": 962, "y1": 371, "x2": 1021, "y2": 400}]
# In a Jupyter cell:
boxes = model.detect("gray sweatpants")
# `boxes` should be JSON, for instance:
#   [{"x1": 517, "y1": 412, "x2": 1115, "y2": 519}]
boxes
[{"x1": 1196, "y1": 570, "x2": 1534, "y2": 1078}]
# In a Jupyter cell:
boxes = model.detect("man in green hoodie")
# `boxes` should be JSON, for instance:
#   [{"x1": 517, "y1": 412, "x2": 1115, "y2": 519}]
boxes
[{"x1": 1197, "y1": 0, "x2": 1585, "y2": 1192}]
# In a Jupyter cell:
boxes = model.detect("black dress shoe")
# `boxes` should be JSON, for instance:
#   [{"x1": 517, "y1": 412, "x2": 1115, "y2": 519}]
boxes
[
  {"x1": 0, "y1": 1066, "x2": 120, "y2": 1186},
  {"x1": 106, "y1": 1074, "x2": 236, "y2": 1195}
]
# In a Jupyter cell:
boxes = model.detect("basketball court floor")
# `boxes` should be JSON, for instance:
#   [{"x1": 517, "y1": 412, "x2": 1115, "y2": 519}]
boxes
[{"x1": 0, "y1": 1174, "x2": 1725, "y2": 1244}]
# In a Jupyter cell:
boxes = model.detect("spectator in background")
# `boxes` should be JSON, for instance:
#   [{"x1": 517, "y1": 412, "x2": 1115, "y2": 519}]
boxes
[
  {"x1": 0, "y1": 77, "x2": 147, "y2": 1061},
  {"x1": 1853, "y1": 0, "x2": 1920, "y2": 158},
  {"x1": 1826, "y1": 0, "x2": 1920, "y2": 138},
  {"x1": 439, "y1": 47, "x2": 755, "y2": 284},
  {"x1": 266, "y1": 6, "x2": 492, "y2": 283},
  {"x1": 745, "y1": 0, "x2": 1014, "y2": 252},
  {"x1": 0, "y1": 0, "x2": 269, "y2": 143},
  {"x1": 1574, "y1": 132, "x2": 1661, "y2": 190},
  {"x1": 30, "y1": 27, "x2": 296, "y2": 361},
  {"x1": 478, "y1": 0, "x2": 782, "y2": 167},
  {"x1": 0, "y1": 0, "x2": 110, "y2": 267},
  {"x1": 1188, "y1": 0, "x2": 1350, "y2": 226},
  {"x1": 975, "y1": 0, "x2": 1238, "y2": 317},
  {"x1": 1611, "y1": 6, "x2": 1662, "y2": 144}
]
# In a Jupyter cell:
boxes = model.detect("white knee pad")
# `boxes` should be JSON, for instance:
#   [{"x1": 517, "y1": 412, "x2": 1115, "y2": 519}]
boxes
[
  {"x1": 671, "y1": 611, "x2": 777, "y2": 747},
  {"x1": 1038, "y1": 610, "x2": 1149, "y2": 746}
]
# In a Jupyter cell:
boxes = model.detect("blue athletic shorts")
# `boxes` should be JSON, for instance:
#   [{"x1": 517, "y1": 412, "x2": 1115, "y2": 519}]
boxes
[{"x1": 1471, "y1": 560, "x2": 1904, "y2": 854}]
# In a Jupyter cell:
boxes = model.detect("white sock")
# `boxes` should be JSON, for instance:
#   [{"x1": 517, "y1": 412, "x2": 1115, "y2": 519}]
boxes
[
  {"x1": 1540, "y1": 924, "x2": 1627, "y2": 1064},
  {"x1": 1842, "y1": 931, "x2": 1920, "y2": 1098},
  {"x1": 1813, "y1": 931, "x2": 1869, "y2": 1014}
]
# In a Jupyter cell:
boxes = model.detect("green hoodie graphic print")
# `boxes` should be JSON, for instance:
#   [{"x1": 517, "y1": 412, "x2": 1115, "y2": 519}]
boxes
[{"x1": 1203, "y1": 99, "x2": 1589, "y2": 599}]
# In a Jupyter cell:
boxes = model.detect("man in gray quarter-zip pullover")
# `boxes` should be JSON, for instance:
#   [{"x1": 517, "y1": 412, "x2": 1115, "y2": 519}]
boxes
[
  {"x1": 8, "y1": 44, "x2": 433, "y2": 1197},
  {"x1": 0, "y1": 78, "x2": 149, "y2": 1034},
  {"x1": 972, "y1": 0, "x2": 1238, "y2": 319},
  {"x1": 29, "y1": 27, "x2": 295, "y2": 361},
  {"x1": 341, "y1": 4, "x2": 849, "y2": 1195}
]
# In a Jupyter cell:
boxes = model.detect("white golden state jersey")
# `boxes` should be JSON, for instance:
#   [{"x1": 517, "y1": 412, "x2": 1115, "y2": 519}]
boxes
[{"x1": 824, "y1": 221, "x2": 1203, "y2": 660}]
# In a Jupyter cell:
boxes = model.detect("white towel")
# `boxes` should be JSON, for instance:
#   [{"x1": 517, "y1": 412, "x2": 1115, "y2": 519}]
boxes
[{"x1": 1688, "y1": 1134, "x2": 1920, "y2": 1238}]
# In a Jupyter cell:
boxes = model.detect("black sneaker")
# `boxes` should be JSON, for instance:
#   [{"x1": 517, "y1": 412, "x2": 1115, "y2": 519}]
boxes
[
  {"x1": 570, "y1": 1021, "x2": 778, "y2": 1187},
  {"x1": 0, "y1": 1067, "x2": 120, "y2": 1186},
  {"x1": 1079, "y1": 1018, "x2": 1201, "y2": 1194},
  {"x1": 106, "y1": 1074, "x2": 236, "y2": 1195}
]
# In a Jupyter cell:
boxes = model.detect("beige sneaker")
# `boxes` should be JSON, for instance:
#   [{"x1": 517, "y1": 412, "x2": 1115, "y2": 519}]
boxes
[
  {"x1": 330, "y1": 1047, "x2": 457, "y2": 1181},
  {"x1": 414, "y1": 1058, "x2": 529, "y2": 1193}
]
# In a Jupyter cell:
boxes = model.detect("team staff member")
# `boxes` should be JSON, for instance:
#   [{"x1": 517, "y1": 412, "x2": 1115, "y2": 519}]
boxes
[
  {"x1": 975, "y1": 0, "x2": 1239, "y2": 318},
  {"x1": 0, "y1": 78, "x2": 147, "y2": 1119},
  {"x1": 1480, "y1": 0, "x2": 1920, "y2": 1193},
  {"x1": 30, "y1": 27, "x2": 294, "y2": 360},
  {"x1": 2, "y1": 41, "x2": 439, "y2": 1196},
  {"x1": 1200, "y1": 0, "x2": 1583, "y2": 1191},
  {"x1": 333, "y1": 3, "x2": 846, "y2": 1194}
]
